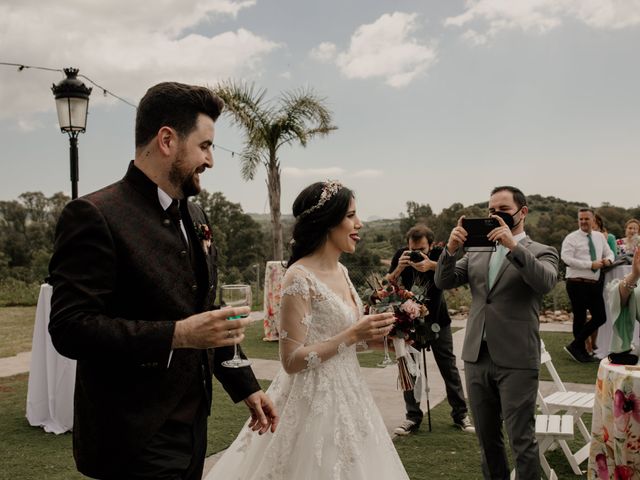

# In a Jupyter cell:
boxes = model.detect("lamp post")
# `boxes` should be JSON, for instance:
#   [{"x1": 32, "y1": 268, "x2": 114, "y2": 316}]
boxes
[{"x1": 52, "y1": 68, "x2": 92, "y2": 199}]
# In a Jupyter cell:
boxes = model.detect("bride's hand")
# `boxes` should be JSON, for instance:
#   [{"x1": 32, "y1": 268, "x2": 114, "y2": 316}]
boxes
[{"x1": 351, "y1": 312, "x2": 395, "y2": 342}]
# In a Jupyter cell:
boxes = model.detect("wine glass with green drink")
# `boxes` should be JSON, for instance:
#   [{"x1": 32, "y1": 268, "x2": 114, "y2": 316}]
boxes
[{"x1": 220, "y1": 284, "x2": 252, "y2": 368}]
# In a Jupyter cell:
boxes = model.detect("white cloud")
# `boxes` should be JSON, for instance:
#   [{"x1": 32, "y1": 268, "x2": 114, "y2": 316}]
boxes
[
  {"x1": 283, "y1": 167, "x2": 346, "y2": 178},
  {"x1": 446, "y1": 0, "x2": 640, "y2": 44},
  {"x1": 15, "y1": 118, "x2": 43, "y2": 132},
  {"x1": 309, "y1": 42, "x2": 338, "y2": 62},
  {"x1": 312, "y1": 12, "x2": 437, "y2": 88},
  {"x1": 0, "y1": 0, "x2": 279, "y2": 121},
  {"x1": 350, "y1": 169, "x2": 383, "y2": 178}
]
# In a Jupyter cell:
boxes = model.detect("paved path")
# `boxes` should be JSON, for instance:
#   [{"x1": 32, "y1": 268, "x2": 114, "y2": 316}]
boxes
[{"x1": 0, "y1": 316, "x2": 593, "y2": 476}]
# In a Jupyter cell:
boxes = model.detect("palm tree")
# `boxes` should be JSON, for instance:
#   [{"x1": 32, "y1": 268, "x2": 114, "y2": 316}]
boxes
[{"x1": 214, "y1": 81, "x2": 337, "y2": 260}]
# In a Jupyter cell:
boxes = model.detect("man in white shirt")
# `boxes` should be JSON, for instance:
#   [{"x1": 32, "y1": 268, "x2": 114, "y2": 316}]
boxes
[{"x1": 561, "y1": 208, "x2": 614, "y2": 363}]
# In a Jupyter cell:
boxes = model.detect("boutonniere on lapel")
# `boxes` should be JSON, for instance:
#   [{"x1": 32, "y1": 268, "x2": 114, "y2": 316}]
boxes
[{"x1": 194, "y1": 222, "x2": 212, "y2": 254}]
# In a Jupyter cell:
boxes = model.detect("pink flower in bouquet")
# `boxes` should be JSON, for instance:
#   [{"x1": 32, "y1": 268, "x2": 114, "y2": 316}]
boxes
[{"x1": 400, "y1": 298, "x2": 422, "y2": 319}]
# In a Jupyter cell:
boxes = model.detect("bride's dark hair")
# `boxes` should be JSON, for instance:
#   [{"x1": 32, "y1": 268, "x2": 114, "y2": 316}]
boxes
[{"x1": 286, "y1": 181, "x2": 354, "y2": 268}]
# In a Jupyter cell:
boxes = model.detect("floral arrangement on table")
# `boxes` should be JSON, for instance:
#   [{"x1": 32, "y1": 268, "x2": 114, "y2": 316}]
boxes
[{"x1": 363, "y1": 276, "x2": 436, "y2": 390}]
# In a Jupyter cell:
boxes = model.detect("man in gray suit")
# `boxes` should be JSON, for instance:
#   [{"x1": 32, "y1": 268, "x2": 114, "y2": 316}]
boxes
[{"x1": 435, "y1": 186, "x2": 558, "y2": 480}]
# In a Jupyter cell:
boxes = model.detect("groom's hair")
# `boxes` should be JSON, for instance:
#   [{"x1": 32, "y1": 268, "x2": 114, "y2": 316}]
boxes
[
  {"x1": 287, "y1": 182, "x2": 354, "y2": 267},
  {"x1": 135, "y1": 82, "x2": 224, "y2": 149}
]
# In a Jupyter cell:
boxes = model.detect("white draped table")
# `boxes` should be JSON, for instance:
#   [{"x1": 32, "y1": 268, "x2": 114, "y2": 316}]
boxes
[
  {"x1": 26, "y1": 283, "x2": 76, "y2": 434},
  {"x1": 595, "y1": 265, "x2": 637, "y2": 359}
]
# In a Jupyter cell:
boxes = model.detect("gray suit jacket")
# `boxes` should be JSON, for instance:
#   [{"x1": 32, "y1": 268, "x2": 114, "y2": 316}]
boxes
[{"x1": 435, "y1": 237, "x2": 558, "y2": 370}]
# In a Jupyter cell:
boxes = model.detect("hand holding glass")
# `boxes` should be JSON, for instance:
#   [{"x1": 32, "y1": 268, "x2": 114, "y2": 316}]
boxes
[
  {"x1": 220, "y1": 284, "x2": 252, "y2": 368},
  {"x1": 370, "y1": 305, "x2": 395, "y2": 368}
]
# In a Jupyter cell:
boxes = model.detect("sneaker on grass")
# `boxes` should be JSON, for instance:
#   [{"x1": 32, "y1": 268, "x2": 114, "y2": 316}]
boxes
[
  {"x1": 454, "y1": 415, "x2": 475, "y2": 433},
  {"x1": 394, "y1": 419, "x2": 419, "y2": 436}
]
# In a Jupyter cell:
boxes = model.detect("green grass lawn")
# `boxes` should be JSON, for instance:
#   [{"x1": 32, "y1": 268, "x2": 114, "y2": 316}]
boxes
[
  {"x1": 0, "y1": 371, "x2": 590, "y2": 480},
  {"x1": 0, "y1": 372, "x2": 269, "y2": 480},
  {"x1": 0, "y1": 308, "x2": 598, "y2": 479},
  {"x1": 0, "y1": 306, "x2": 36, "y2": 358},
  {"x1": 540, "y1": 331, "x2": 600, "y2": 385},
  {"x1": 394, "y1": 404, "x2": 592, "y2": 479}
]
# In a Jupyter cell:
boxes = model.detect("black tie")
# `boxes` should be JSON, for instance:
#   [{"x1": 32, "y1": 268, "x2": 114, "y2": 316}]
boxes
[
  {"x1": 167, "y1": 199, "x2": 181, "y2": 224},
  {"x1": 167, "y1": 200, "x2": 188, "y2": 248}
]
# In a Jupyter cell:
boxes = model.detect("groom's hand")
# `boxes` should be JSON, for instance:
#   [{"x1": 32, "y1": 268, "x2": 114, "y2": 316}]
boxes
[
  {"x1": 446, "y1": 216, "x2": 467, "y2": 254},
  {"x1": 244, "y1": 390, "x2": 279, "y2": 434},
  {"x1": 172, "y1": 307, "x2": 252, "y2": 349}
]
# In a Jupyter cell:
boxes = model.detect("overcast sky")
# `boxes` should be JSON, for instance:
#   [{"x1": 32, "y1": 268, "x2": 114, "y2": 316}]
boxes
[{"x1": 1, "y1": 0, "x2": 639, "y2": 220}]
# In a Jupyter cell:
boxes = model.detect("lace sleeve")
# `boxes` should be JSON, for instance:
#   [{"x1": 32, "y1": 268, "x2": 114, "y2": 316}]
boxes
[{"x1": 278, "y1": 267, "x2": 355, "y2": 374}]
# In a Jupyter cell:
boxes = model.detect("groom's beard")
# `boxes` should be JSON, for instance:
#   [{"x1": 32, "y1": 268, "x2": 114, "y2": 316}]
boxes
[{"x1": 169, "y1": 146, "x2": 200, "y2": 198}]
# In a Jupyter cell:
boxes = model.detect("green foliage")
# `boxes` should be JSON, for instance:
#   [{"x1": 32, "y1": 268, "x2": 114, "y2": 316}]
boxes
[
  {"x1": 2, "y1": 188, "x2": 639, "y2": 309},
  {"x1": 443, "y1": 286, "x2": 472, "y2": 311},
  {"x1": 0, "y1": 278, "x2": 39, "y2": 307},
  {"x1": 542, "y1": 281, "x2": 572, "y2": 312}
]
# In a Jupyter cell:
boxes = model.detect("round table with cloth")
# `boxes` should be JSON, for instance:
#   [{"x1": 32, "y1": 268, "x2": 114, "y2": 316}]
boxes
[{"x1": 262, "y1": 261, "x2": 286, "y2": 341}]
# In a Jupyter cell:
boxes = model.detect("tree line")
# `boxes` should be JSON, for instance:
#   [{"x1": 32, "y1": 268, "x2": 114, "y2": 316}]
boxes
[
  {"x1": 0, "y1": 190, "x2": 271, "y2": 305},
  {"x1": 1, "y1": 190, "x2": 639, "y2": 306}
]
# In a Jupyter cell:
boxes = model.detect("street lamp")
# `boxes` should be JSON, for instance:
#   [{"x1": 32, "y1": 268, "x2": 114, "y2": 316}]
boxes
[{"x1": 51, "y1": 68, "x2": 92, "y2": 199}]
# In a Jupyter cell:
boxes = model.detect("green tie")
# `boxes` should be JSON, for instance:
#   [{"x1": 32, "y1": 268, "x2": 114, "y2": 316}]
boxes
[
  {"x1": 588, "y1": 233, "x2": 597, "y2": 272},
  {"x1": 488, "y1": 244, "x2": 508, "y2": 289}
]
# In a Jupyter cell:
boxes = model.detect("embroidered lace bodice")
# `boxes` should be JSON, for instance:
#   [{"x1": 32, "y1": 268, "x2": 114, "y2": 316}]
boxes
[
  {"x1": 278, "y1": 264, "x2": 362, "y2": 374},
  {"x1": 205, "y1": 263, "x2": 410, "y2": 480}
]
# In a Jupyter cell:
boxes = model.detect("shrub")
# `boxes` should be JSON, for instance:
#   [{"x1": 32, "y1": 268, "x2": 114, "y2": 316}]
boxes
[
  {"x1": 0, "y1": 277, "x2": 40, "y2": 306},
  {"x1": 542, "y1": 281, "x2": 572, "y2": 312},
  {"x1": 444, "y1": 286, "x2": 472, "y2": 311}
]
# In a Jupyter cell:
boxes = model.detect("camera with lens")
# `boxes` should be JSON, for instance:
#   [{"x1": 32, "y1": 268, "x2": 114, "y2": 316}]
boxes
[{"x1": 409, "y1": 250, "x2": 424, "y2": 263}]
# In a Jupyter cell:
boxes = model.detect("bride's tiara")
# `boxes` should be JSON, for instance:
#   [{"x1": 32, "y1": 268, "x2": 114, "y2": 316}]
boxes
[{"x1": 298, "y1": 180, "x2": 343, "y2": 218}]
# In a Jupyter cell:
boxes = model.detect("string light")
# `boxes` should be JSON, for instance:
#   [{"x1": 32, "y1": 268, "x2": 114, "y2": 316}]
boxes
[{"x1": 1, "y1": 61, "x2": 248, "y2": 159}]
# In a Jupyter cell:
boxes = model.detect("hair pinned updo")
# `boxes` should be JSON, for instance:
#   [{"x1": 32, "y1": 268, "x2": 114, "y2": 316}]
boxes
[{"x1": 286, "y1": 181, "x2": 354, "y2": 267}]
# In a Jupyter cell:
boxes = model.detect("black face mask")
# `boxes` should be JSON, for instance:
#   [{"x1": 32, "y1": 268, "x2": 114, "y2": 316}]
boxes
[{"x1": 493, "y1": 208, "x2": 523, "y2": 231}]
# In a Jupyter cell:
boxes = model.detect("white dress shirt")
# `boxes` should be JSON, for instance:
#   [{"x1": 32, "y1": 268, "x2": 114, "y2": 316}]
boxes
[{"x1": 561, "y1": 229, "x2": 614, "y2": 280}]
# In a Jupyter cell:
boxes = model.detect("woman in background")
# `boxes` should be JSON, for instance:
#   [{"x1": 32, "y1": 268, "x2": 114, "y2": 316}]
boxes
[
  {"x1": 593, "y1": 213, "x2": 617, "y2": 259},
  {"x1": 616, "y1": 218, "x2": 640, "y2": 257}
]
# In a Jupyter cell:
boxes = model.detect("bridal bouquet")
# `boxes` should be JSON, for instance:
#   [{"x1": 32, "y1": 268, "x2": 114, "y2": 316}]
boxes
[{"x1": 364, "y1": 277, "x2": 430, "y2": 390}]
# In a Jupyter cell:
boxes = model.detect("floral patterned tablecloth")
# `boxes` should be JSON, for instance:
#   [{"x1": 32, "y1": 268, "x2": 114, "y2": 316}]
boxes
[
  {"x1": 262, "y1": 261, "x2": 286, "y2": 341},
  {"x1": 589, "y1": 358, "x2": 640, "y2": 479}
]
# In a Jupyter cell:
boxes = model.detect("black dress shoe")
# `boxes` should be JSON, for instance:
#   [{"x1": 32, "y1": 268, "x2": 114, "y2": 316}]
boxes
[{"x1": 564, "y1": 343, "x2": 591, "y2": 363}]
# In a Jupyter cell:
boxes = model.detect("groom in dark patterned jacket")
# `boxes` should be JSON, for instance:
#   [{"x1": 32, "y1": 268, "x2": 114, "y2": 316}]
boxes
[{"x1": 48, "y1": 82, "x2": 278, "y2": 480}]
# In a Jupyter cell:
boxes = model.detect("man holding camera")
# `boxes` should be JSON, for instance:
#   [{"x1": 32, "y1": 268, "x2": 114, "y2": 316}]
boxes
[
  {"x1": 435, "y1": 186, "x2": 559, "y2": 480},
  {"x1": 386, "y1": 224, "x2": 473, "y2": 435}
]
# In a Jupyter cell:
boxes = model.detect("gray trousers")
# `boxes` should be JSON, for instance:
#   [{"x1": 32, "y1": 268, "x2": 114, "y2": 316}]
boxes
[
  {"x1": 465, "y1": 342, "x2": 540, "y2": 480},
  {"x1": 403, "y1": 323, "x2": 468, "y2": 424}
]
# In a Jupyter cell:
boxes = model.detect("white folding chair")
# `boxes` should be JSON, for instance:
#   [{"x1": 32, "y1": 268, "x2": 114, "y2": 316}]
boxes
[
  {"x1": 537, "y1": 339, "x2": 593, "y2": 475},
  {"x1": 510, "y1": 414, "x2": 575, "y2": 480}
]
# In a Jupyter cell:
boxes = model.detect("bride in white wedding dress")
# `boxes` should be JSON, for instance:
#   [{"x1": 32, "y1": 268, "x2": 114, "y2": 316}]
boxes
[{"x1": 205, "y1": 181, "x2": 410, "y2": 480}]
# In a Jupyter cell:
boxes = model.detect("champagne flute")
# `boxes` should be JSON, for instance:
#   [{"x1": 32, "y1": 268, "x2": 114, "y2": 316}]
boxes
[
  {"x1": 220, "y1": 284, "x2": 252, "y2": 368},
  {"x1": 371, "y1": 304, "x2": 395, "y2": 368}
]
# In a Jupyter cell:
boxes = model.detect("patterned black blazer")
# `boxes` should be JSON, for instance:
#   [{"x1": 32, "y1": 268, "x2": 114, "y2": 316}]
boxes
[{"x1": 48, "y1": 162, "x2": 260, "y2": 478}]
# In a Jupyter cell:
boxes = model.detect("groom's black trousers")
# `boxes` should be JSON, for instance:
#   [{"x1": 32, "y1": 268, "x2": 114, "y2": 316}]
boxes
[{"x1": 104, "y1": 402, "x2": 208, "y2": 480}]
